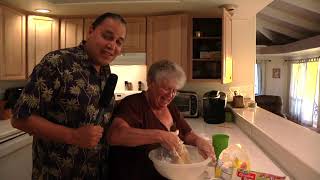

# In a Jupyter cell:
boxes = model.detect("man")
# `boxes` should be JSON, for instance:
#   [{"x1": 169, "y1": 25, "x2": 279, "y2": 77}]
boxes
[{"x1": 11, "y1": 13, "x2": 126, "y2": 179}]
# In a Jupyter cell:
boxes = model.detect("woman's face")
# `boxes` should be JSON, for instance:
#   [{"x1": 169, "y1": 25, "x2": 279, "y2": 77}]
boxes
[{"x1": 148, "y1": 79, "x2": 178, "y2": 109}]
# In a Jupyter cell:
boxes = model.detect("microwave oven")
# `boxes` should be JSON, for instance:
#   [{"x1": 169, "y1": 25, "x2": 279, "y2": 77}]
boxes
[{"x1": 172, "y1": 91, "x2": 199, "y2": 118}]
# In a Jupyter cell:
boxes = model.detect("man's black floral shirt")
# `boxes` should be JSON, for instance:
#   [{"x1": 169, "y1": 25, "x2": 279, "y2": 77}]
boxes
[{"x1": 13, "y1": 41, "x2": 114, "y2": 179}]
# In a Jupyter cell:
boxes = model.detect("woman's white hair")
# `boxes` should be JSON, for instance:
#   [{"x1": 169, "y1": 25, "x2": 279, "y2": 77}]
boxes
[{"x1": 147, "y1": 59, "x2": 186, "y2": 89}]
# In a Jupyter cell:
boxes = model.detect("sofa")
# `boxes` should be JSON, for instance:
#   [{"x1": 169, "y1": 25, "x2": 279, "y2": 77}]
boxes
[{"x1": 255, "y1": 95, "x2": 286, "y2": 118}]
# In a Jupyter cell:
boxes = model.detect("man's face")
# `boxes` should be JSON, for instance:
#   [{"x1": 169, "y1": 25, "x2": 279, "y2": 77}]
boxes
[{"x1": 85, "y1": 18, "x2": 126, "y2": 68}]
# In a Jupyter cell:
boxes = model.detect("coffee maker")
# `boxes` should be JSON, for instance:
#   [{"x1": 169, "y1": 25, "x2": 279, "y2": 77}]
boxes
[{"x1": 203, "y1": 90, "x2": 227, "y2": 124}]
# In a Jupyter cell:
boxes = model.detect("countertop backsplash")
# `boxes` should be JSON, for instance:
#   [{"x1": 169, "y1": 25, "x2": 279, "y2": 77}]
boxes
[{"x1": 110, "y1": 65, "x2": 147, "y2": 92}]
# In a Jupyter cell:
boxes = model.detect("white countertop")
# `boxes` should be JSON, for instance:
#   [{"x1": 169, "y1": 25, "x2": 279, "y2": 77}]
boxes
[
  {"x1": 232, "y1": 107, "x2": 320, "y2": 180},
  {"x1": 185, "y1": 118, "x2": 288, "y2": 179},
  {"x1": 0, "y1": 119, "x2": 23, "y2": 142}
]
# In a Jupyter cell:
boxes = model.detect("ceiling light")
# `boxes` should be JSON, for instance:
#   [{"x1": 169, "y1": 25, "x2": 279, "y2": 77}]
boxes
[{"x1": 35, "y1": 9, "x2": 51, "y2": 13}]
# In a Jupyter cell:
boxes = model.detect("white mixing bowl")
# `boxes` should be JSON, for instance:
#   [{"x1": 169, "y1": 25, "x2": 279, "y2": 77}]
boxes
[{"x1": 148, "y1": 145, "x2": 211, "y2": 180}]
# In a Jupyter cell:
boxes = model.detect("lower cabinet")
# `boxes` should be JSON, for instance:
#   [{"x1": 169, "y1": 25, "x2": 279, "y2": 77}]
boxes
[{"x1": 0, "y1": 134, "x2": 32, "y2": 180}]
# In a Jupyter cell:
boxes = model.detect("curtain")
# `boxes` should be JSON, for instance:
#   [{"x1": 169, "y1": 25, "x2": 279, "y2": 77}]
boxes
[
  {"x1": 289, "y1": 60, "x2": 319, "y2": 127},
  {"x1": 255, "y1": 63, "x2": 262, "y2": 95}
]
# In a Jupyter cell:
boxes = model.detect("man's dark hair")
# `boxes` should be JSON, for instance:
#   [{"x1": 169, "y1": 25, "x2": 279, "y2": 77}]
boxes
[{"x1": 91, "y1": 12, "x2": 127, "y2": 30}]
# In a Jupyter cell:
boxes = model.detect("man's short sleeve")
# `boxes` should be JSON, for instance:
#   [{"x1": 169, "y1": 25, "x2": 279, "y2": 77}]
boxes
[{"x1": 13, "y1": 52, "x2": 63, "y2": 119}]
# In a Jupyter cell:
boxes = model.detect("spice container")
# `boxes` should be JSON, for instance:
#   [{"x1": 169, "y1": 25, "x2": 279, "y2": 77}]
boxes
[
  {"x1": 127, "y1": 82, "x2": 133, "y2": 90},
  {"x1": 138, "y1": 81, "x2": 144, "y2": 91},
  {"x1": 125, "y1": 81, "x2": 129, "y2": 90}
]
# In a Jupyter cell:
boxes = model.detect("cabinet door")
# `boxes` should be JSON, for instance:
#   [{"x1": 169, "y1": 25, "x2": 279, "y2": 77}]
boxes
[
  {"x1": 60, "y1": 18, "x2": 83, "y2": 48},
  {"x1": 147, "y1": 14, "x2": 188, "y2": 71},
  {"x1": 0, "y1": 6, "x2": 26, "y2": 80},
  {"x1": 222, "y1": 8, "x2": 232, "y2": 84},
  {"x1": 123, "y1": 17, "x2": 146, "y2": 52},
  {"x1": 27, "y1": 16, "x2": 59, "y2": 76},
  {"x1": 84, "y1": 17, "x2": 146, "y2": 53},
  {"x1": 83, "y1": 17, "x2": 95, "y2": 40}
]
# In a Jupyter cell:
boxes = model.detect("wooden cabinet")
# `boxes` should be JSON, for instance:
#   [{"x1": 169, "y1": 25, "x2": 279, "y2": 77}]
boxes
[
  {"x1": 0, "y1": 5, "x2": 26, "y2": 80},
  {"x1": 84, "y1": 17, "x2": 146, "y2": 53},
  {"x1": 27, "y1": 16, "x2": 59, "y2": 75},
  {"x1": 190, "y1": 9, "x2": 232, "y2": 83},
  {"x1": 83, "y1": 17, "x2": 95, "y2": 40},
  {"x1": 60, "y1": 18, "x2": 83, "y2": 48},
  {"x1": 123, "y1": 17, "x2": 146, "y2": 52},
  {"x1": 146, "y1": 14, "x2": 188, "y2": 71}
]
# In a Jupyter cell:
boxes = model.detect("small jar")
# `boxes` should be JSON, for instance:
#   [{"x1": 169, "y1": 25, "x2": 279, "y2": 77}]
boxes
[
  {"x1": 128, "y1": 82, "x2": 133, "y2": 91},
  {"x1": 124, "y1": 81, "x2": 129, "y2": 90},
  {"x1": 138, "y1": 81, "x2": 143, "y2": 91}
]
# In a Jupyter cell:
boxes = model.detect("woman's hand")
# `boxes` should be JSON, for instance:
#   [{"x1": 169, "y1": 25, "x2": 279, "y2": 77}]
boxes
[
  {"x1": 159, "y1": 130, "x2": 182, "y2": 151},
  {"x1": 195, "y1": 138, "x2": 216, "y2": 162}
]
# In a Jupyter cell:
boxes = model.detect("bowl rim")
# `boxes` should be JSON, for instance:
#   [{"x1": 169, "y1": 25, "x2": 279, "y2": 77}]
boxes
[{"x1": 148, "y1": 145, "x2": 211, "y2": 168}]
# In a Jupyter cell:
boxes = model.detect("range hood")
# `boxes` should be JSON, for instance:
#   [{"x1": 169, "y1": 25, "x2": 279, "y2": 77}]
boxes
[{"x1": 110, "y1": 53, "x2": 146, "y2": 65}]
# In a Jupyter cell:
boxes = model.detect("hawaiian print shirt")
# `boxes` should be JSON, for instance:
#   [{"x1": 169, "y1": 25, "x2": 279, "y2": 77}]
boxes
[{"x1": 13, "y1": 41, "x2": 115, "y2": 180}]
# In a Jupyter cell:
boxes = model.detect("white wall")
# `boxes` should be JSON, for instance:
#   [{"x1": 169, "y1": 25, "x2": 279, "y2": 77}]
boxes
[
  {"x1": 110, "y1": 65, "x2": 147, "y2": 92},
  {"x1": 256, "y1": 58, "x2": 290, "y2": 112},
  {"x1": 183, "y1": 17, "x2": 257, "y2": 102}
]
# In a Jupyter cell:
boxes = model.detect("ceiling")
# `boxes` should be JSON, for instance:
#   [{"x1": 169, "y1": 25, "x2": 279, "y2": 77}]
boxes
[
  {"x1": 3, "y1": 0, "x2": 319, "y2": 47},
  {"x1": 256, "y1": 0, "x2": 320, "y2": 46},
  {"x1": 0, "y1": 0, "x2": 272, "y2": 18}
]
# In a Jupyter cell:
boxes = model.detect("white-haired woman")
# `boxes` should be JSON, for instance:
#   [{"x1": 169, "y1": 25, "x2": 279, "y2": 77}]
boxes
[{"x1": 107, "y1": 60, "x2": 215, "y2": 180}]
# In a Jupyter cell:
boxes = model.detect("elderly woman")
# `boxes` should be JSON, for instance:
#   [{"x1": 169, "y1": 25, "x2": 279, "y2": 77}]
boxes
[{"x1": 107, "y1": 60, "x2": 215, "y2": 180}]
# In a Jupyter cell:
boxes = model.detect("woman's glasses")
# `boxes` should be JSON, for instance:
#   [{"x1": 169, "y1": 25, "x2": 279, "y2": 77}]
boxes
[{"x1": 159, "y1": 87, "x2": 179, "y2": 97}]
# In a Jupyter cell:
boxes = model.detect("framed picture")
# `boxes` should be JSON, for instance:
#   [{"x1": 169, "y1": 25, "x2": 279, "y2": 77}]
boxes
[{"x1": 272, "y1": 68, "x2": 280, "y2": 78}]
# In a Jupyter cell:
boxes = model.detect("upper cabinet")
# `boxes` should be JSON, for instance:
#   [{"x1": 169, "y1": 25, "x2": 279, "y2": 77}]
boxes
[
  {"x1": 0, "y1": 5, "x2": 26, "y2": 80},
  {"x1": 60, "y1": 18, "x2": 84, "y2": 48},
  {"x1": 190, "y1": 9, "x2": 232, "y2": 83},
  {"x1": 122, "y1": 17, "x2": 146, "y2": 53},
  {"x1": 222, "y1": 8, "x2": 232, "y2": 84},
  {"x1": 84, "y1": 17, "x2": 146, "y2": 53},
  {"x1": 27, "y1": 16, "x2": 59, "y2": 76},
  {"x1": 146, "y1": 14, "x2": 188, "y2": 71}
]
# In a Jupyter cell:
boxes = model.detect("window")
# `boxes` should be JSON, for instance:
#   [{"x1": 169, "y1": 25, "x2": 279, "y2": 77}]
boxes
[{"x1": 289, "y1": 59, "x2": 319, "y2": 128}]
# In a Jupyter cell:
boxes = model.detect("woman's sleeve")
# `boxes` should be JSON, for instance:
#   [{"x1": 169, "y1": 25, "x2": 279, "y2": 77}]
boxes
[{"x1": 113, "y1": 95, "x2": 143, "y2": 128}]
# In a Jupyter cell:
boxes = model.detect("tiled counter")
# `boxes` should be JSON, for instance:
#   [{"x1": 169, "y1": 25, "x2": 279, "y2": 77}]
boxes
[
  {"x1": 232, "y1": 107, "x2": 320, "y2": 180},
  {"x1": 185, "y1": 118, "x2": 289, "y2": 179}
]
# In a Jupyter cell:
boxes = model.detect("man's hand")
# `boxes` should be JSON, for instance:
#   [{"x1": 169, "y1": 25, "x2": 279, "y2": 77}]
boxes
[{"x1": 72, "y1": 125, "x2": 104, "y2": 148}]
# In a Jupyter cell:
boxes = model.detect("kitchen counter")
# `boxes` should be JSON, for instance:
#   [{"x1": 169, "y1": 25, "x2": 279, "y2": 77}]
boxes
[
  {"x1": 185, "y1": 118, "x2": 289, "y2": 179},
  {"x1": 232, "y1": 107, "x2": 320, "y2": 180},
  {"x1": 0, "y1": 119, "x2": 23, "y2": 142}
]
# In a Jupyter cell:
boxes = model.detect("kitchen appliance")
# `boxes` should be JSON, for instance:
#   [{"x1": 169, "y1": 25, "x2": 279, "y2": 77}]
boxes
[
  {"x1": 3, "y1": 87, "x2": 24, "y2": 109},
  {"x1": 111, "y1": 53, "x2": 146, "y2": 65},
  {"x1": 172, "y1": 91, "x2": 198, "y2": 118},
  {"x1": 203, "y1": 90, "x2": 226, "y2": 124}
]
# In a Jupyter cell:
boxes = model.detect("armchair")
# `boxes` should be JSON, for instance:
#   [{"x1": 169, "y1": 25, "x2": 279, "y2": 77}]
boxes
[{"x1": 255, "y1": 95, "x2": 286, "y2": 118}]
